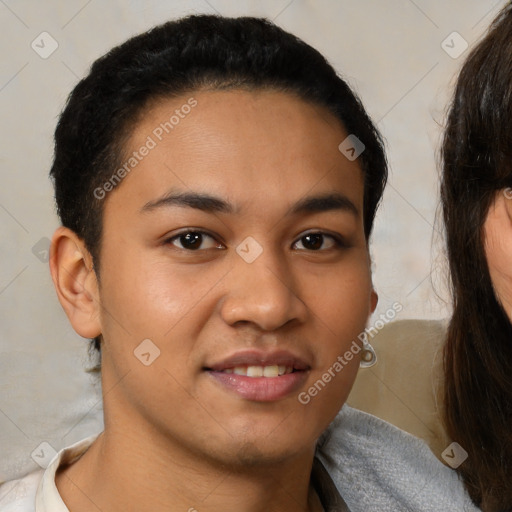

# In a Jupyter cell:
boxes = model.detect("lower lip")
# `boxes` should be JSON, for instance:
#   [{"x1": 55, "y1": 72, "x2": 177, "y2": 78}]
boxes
[{"x1": 207, "y1": 370, "x2": 308, "y2": 401}]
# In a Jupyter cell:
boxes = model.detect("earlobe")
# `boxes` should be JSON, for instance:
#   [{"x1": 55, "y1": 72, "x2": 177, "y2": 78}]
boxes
[
  {"x1": 370, "y1": 289, "x2": 378, "y2": 314},
  {"x1": 49, "y1": 227, "x2": 102, "y2": 338}
]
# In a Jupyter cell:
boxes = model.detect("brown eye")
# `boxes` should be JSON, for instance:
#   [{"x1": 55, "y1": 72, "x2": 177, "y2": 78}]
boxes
[
  {"x1": 179, "y1": 232, "x2": 203, "y2": 250},
  {"x1": 303, "y1": 234, "x2": 323, "y2": 250},
  {"x1": 293, "y1": 233, "x2": 339, "y2": 251},
  {"x1": 169, "y1": 231, "x2": 222, "y2": 251}
]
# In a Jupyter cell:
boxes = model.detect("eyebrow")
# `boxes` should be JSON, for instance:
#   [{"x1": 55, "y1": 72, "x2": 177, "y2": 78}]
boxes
[
  {"x1": 290, "y1": 193, "x2": 359, "y2": 217},
  {"x1": 141, "y1": 191, "x2": 234, "y2": 214},
  {"x1": 141, "y1": 190, "x2": 359, "y2": 217}
]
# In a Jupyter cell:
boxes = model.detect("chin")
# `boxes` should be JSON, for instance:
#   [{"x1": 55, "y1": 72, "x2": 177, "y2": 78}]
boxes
[{"x1": 216, "y1": 438, "x2": 309, "y2": 471}]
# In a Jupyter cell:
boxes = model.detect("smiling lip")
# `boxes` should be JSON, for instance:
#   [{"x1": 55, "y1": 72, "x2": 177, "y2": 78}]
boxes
[{"x1": 204, "y1": 350, "x2": 310, "y2": 402}]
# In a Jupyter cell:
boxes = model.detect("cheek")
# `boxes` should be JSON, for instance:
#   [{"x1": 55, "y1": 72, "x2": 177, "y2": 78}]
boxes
[
  {"x1": 298, "y1": 258, "x2": 372, "y2": 396},
  {"x1": 303, "y1": 259, "x2": 373, "y2": 337},
  {"x1": 484, "y1": 217, "x2": 512, "y2": 318},
  {"x1": 485, "y1": 225, "x2": 509, "y2": 277},
  {"x1": 98, "y1": 245, "x2": 218, "y2": 338}
]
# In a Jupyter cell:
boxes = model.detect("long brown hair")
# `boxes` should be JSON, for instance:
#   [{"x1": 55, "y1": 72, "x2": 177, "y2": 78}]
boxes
[{"x1": 441, "y1": 3, "x2": 512, "y2": 510}]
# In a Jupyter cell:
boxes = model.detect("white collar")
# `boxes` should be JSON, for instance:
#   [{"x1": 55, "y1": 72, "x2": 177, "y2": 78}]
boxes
[{"x1": 35, "y1": 434, "x2": 98, "y2": 512}]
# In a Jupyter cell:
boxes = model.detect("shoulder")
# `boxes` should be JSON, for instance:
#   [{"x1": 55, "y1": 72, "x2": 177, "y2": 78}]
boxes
[
  {"x1": 0, "y1": 471, "x2": 42, "y2": 512},
  {"x1": 317, "y1": 406, "x2": 480, "y2": 511},
  {"x1": 0, "y1": 434, "x2": 98, "y2": 512}
]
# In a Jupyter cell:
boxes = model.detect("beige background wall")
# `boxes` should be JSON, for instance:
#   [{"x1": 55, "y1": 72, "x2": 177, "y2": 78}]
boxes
[{"x1": 0, "y1": 0, "x2": 506, "y2": 481}]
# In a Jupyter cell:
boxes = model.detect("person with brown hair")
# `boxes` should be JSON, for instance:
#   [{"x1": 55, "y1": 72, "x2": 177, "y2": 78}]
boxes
[{"x1": 441, "y1": 2, "x2": 512, "y2": 510}]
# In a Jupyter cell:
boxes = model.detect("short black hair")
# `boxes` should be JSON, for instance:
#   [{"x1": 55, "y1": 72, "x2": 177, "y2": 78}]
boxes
[{"x1": 50, "y1": 14, "x2": 388, "y2": 354}]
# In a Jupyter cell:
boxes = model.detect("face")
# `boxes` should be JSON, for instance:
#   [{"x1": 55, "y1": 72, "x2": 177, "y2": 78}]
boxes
[
  {"x1": 93, "y1": 89, "x2": 376, "y2": 467},
  {"x1": 485, "y1": 190, "x2": 512, "y2": 319}
]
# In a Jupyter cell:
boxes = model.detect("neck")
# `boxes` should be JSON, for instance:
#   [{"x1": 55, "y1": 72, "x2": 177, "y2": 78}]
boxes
[{"x1": 56, "y1": 414, "x2": 323, "y2": 512}]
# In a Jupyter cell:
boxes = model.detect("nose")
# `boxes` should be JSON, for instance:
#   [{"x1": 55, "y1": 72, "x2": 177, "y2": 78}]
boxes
[{"x1": 219, "y1": 247, "x2": 308, "y2": 332}]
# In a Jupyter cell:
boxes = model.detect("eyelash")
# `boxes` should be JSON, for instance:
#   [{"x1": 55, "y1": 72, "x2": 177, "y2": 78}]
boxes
[
  {"x1": 165, "y1": 230, "x2": 348, "y2": 252},
  {"x1": 166, "y1": 230, "x2": 224, "y2": 251}
]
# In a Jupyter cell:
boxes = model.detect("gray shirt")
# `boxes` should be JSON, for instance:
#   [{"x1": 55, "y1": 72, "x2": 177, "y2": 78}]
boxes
[{"x1": 317, "y1": 405, "x2": 479, "y2": 511}]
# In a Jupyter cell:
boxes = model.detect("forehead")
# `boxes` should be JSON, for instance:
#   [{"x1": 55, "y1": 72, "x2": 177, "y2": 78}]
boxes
[{"x1": 107, "y1": 89, "x2": 364, "y2": 217}]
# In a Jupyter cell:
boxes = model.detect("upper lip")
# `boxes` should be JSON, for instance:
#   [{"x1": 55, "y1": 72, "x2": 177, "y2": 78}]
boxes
[{"x1": 205, "y1": 350, "x2": 311, "y2": 372}]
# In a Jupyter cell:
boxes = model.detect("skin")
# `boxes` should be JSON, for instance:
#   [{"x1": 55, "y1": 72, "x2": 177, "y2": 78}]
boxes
[
  {"x1": 50, "y1": 89, "x2": 377, "y2": 512},
  {"x1": 485, "y1": 190, "x2": 512, "y2": 318}
]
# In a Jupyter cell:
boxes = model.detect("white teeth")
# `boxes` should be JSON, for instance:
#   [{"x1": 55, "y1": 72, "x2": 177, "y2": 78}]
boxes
[
  {"x1": 247, "y1": 366, "x2": 264, "y2": 377},
  {"x1": 263, "y1": 365, "x2": 279, "y2": 377},
  {"x1": 222, "y1": 365, "x2": 293, "y2": 377}
]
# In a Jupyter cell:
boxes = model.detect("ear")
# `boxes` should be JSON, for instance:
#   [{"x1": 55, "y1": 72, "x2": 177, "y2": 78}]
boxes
[{"x1": 49, "y1": 227, "x2": 102, "y2": 338}]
